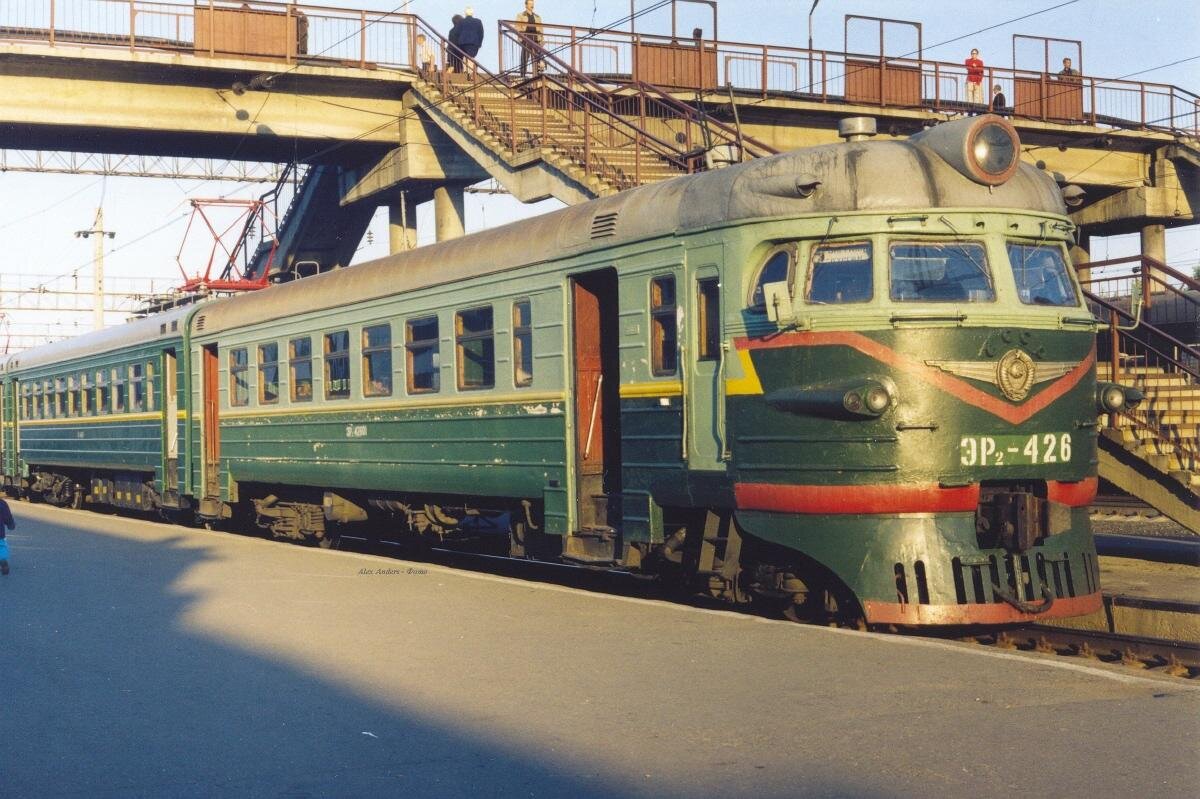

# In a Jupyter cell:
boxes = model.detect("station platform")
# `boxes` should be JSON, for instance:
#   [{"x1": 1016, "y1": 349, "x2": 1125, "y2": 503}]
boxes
[
  {"x1": 1046, "y1": 555, "x2": 1200, "y2": 644},
  {"x1": 1, "y1": 503, "x2": 1197, "y2": 798}
]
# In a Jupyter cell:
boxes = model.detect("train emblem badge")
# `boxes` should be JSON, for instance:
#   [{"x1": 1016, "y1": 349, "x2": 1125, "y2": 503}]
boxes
[{"x1": 926, "y1": 350, "x2": 1078, "y2": 402}]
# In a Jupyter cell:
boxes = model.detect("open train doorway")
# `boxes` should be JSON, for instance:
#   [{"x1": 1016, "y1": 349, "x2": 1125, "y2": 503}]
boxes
[{"x1": 570, "y1": 269, "x2": 622, "y2": 554}]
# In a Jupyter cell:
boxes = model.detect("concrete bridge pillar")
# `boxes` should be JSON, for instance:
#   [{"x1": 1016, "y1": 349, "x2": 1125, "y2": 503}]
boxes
[
  {"x1": 434, "y1": 184, "x2": 466, "y2": 242},
  {"x1": 1140, "y1": 223, "x2": 1166, "y2": 264},
  {"x1": 388, "y1": 191, "x2": 420, "y2": 253},
  {"x1": 1070, "y1": 233, "x2": 1091, "y2": 287}
]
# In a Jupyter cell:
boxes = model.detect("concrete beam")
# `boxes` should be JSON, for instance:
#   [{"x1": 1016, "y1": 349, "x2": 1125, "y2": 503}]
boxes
[
  {"x1": 340, "y1": 114, "x2": 489, "y2": 206},
  {"x1": 1069, "y1": 186, "x2": 1195, "y2": 235},
  {"x1": 0, "y1": 43, "x2": 405, "y2": 160}
]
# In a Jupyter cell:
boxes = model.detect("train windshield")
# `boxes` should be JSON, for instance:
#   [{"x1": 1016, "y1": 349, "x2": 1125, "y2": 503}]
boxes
[
  {"x1": 807, "y1": 241, "x2": 873, "y2": 303},
  {"x1": 889, "y1": 242, "x2": 994, "y2": 302},
  {"x1": 1007, "y1": 243, "x2": 1079, "y2": 307}
]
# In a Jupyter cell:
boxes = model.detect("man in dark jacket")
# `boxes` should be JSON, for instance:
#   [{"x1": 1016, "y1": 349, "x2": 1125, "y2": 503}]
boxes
[
  {"x1": 448, "y1": 14, "x2": 464, "y2": 73},
  {"x1": 457, "y1": 7, "x2": 485, "y2": 78}
]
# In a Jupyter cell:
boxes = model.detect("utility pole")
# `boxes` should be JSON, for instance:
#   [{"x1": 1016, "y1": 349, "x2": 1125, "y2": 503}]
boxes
[
  {"x1": 808, "y1": 0, "x2": 820, "y2": 92},
  {"x1": 75, "y1": 207, "x2": 116, "y2": 331}
]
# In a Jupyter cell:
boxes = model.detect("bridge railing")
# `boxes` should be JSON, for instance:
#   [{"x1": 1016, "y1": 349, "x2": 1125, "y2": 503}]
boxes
[
  {"x1": 498, "y1": 21, "x2": 1200, "y2": 135},
  {"x1": 0, "y1": 0, "x2": 421, "y2": 68}
]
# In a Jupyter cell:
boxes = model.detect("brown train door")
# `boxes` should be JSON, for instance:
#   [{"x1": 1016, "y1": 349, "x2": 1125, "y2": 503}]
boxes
[
  {"x1": 571, "y1": 269, "x2": 622, "y2": 531},
  {"x1": 202, "y1": 344, "x2": 221, "y2": 498}
]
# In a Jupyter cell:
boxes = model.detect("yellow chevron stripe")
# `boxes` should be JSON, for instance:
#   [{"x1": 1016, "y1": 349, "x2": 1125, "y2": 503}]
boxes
[{"x1": 724, "y1": 348, "x2": 764, "y2": 396}]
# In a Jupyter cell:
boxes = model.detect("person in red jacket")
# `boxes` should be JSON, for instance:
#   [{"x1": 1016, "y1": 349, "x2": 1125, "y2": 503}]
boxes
[
  {"x1": 0, "y1": 497, "x2": 14, "y2": 575},
  {"x1": 964, "y1": 48, "x2": 984, "y2": 106}
]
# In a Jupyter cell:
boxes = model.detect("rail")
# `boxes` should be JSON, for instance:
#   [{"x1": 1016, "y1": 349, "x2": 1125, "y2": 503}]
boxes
[
  {"x1": 1079, "y1": 256, "x2": 1199, "y2": 472},
  {"x1": 410, "y1": 17, "x2": 694, "y2": 191},
  {"x1": 3, "y1": 3, "x2": 1195, "y2": 136},
  {"x1": 497, "y1": 20, "x2": 776, "y2": 167},
  {"x1": 0, "y1": 0, "x2": 421, "y2": 68},
  {"x1": 500, "y1": 20, "x2": 1200, "y2": 135}
]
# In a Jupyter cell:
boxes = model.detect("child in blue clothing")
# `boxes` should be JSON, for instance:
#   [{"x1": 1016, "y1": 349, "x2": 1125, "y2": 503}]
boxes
[{"x1": 0, "y1": 497, "x2": 14, "y2": 575}]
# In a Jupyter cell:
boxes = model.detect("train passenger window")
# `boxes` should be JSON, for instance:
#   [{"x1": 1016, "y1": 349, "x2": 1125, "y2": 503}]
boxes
[
  {"x1": 229, "y1": 349, "x2": 250, "y2": 407},
  {"x1": 697, "y1": 278, "x2": 721, "y2": 361},
  {"x1": 748, "y1": 246, "x2": 794, "y2": 311},
  {"x1": 130, "y1": 364, "x2": 147, "y2": 412},
  {"x1": 325, "y1": 331, "x2": 351, "y2": 400},
  {"x1": 113, "y1": 367, "x2": 127, "y2": 414},
  {"x1": 807, "y1": 242, "x2": 873, "y2": 304},
  {"x1": 21, "y1": 384, "x2": 31, "y2": 419},
  {"x1": 69, "y1": 375, "x2": 80, "y2": 417},
  {"x1": 456, "y1": 307, "x2": 495, "y2": 390},
  {"x1": 54, "y1": 378, "x2": 66, "y2": 419},
  {"x1": 259, "y1": 344, "x2": 279, "y2": 404},
  {"x1": 513, "y1": 300, "x2": 533, "y2": 388},
  {"x1": 96, "y1": 371, "x2": 109, "y2": 415},
  {"x1": 890, "y1": 242, "x2": 994, "y2": 302},
  {"x1": 35, "y1": 382, "x2": 45, "y2": 420},
  {"x1": 406, "y1": 316, "x2": 440, "y2": 394},
  {"x1": 362, "y1": 325, "x2": 392, "y2": 397},
  {"x1": 145, "y1": 362, "x2": 156, "y2": 412},
  {"x1": 650, "y1": 276, "x2": 678, "y2": 375},
  {"x1": 80, "y1": 373, "x2": 91, "y2": 416},
  {"x1": 1007, "y1": 243, "x2": 1079, "y2": 307},
  {"x1": 289, "y1": 338, "x2": 313, "y2": 402}
]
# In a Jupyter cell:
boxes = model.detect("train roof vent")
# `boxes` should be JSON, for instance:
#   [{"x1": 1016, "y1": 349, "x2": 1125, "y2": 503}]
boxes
[
  {"x1": 195, "y1": 314, "x2": 206, "y2": 331},
  {"x1": 591, "y1": 211, "x2": 619, "y2": 239}
]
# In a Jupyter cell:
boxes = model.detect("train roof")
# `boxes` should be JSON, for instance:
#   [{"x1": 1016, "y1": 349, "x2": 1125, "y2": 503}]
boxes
[
  {"x1": 180, "y1": 118, "x2": 1067, "y2": 338},
  {"x1": 4, "y1": 304, "x2": 194, "y2": 374}
]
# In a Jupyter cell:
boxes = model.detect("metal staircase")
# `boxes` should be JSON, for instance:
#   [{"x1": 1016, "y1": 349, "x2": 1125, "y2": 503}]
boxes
[
  {"x1": 405, "y1": 17, "x2": 775, "y2": 205},
  {"x1": 1081, "y1": 256, "x2": 1200, "y2": 532}
]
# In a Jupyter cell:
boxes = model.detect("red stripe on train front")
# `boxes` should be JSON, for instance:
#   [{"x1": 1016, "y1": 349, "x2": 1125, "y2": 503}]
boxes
[
  {"x1": 1046, "y1": 476, "x2": 1098, "y2": 506},
  {"x1": 734, "y1": 482, "x2": 981, "y2": 514},
  {"x1": 863, "y1": 590, "x2": 1102, "y2": 625},
  {"x1": 732, "y1": 332, "x2": 1095, "y2": 425},
  {"x1": 736, "y1": 478, "x2": 1098, "y2": 514}
]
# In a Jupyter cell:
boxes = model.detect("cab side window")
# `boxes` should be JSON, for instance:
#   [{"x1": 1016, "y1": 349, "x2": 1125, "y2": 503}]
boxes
[{"x1": 749, "y1": 247, "x2": 794, "y2": 311}]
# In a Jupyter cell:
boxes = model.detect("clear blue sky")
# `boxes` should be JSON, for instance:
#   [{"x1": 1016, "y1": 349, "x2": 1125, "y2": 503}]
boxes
[{"x1": 0, "y1": 0, "x2": 1197, "y2": 346}]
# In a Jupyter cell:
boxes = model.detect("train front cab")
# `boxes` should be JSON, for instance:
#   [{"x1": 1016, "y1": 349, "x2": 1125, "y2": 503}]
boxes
[{"x1": 726, "y1": 214, "x2": 1129, "y2": 627}]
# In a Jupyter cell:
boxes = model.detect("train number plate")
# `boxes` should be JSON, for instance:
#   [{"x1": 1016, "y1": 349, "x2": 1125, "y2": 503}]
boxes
[{"x1": 959, "y1": 433, "x2": 1072, "y2": 466}]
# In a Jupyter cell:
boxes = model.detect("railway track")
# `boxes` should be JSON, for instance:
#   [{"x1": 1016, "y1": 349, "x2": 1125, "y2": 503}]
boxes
[{"x1": 970, "y1": 624, "x2": 1200, "y2": 679}]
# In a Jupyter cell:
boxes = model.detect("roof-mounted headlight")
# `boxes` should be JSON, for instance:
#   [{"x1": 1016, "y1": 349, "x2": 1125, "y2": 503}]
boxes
[
  {"x1": 910, "y1": 114, "x2": 1021, "y2": 187},
  {"x1": 968, "y1": 120, "x2": 1020, "y2": 184}
]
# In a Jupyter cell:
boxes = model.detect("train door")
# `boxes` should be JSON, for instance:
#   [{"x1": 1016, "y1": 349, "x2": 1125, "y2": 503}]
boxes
[
  {"x1": 686, "y1": 246, "x2": 725, "y2": 470},
  {"x1": 571, "y1": 269, "x2": 622, "y2": 532},
  {"x1": 162, "y1": 348, "x2": 180, "y2": 498},
  {"x1": 201, "y1": 344, "x2": 221, "y2": 499}
]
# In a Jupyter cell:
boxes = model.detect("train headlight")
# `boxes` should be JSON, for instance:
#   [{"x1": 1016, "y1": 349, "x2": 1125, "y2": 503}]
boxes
[
  {"x1": 1096, "y1": 382, "x2": 1143, "y2": 413},
  {"x1": 970, "y1": 121, "x2": 1018, "y2": 180},
  {"x1": 864, "y1": 385, "x2": 891, "y2": 413},
  {"x1": 911, "y1": 115, "x2": 1021, "y2": 187},
  {"x1": 1098, "y1": 384, "x2": 1125, "y2": 412}
]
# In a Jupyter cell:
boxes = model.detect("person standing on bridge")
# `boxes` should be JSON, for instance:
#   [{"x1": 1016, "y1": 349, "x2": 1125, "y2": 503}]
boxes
[
  {"x1": 964, "y1": 48, "x2": 985, "y2": 109},
  {"x1": 0, "y1": 496, "x2": 14, "y2": 575},
  {"x1": 448, "y1": 14, "x2": 465, "y2": 73},
  {"x1": 517, "y1": 0, "x2": 544, "y2": 78},
  {"x1": 457, "y1": 7, "x2": 486, "y2": 79}
]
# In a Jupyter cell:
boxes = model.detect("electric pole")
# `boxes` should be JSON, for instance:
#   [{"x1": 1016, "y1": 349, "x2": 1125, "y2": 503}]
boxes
[{"x1": 75, "y1": 207, "x2": 116, "y2": 331}]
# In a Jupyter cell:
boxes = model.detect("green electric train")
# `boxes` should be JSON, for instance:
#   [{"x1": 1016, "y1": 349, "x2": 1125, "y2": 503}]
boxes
[{"x1": 0, "y1": 114, "x2": 1138, "y2": 626}]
